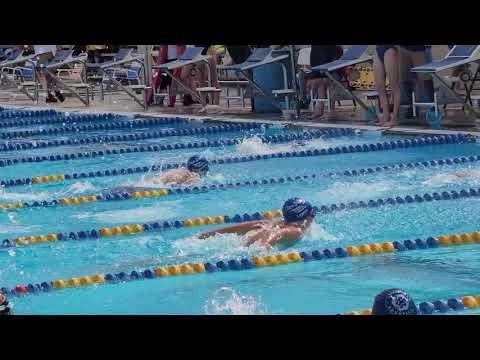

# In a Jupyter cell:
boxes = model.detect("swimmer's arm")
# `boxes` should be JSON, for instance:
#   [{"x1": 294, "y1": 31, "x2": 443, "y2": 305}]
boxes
[{"x1": 197, "y1": 221, "x2": 264, "y2": 239}]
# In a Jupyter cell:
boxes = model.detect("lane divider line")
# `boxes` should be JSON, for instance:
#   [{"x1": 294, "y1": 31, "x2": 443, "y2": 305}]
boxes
[
  {"x1": 0, "y1": 134, "x2": 470, "y2": 188},
  {"x1": 0, "y1": 122, "x2": 263, "y2": 153},
  {"x1": 1, "y1": 153, "x2": 479, "y2": 211},
  {"x1": 2, "y1": 185, "x2": 480, "y2": 249},
  {"x1": 0, "y1": 119, "x2": 262, "y2": 139},
  {"x1": 0, "y1": 128, "x2": 351, "y2": 168},
  {"x1": 2, "y1": 230, "x2": 480, "y2": 299}
]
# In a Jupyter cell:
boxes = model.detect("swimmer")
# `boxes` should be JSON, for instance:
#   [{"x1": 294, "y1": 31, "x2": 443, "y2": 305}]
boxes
[
  {"x1": 106, "y1": 156, "x2": 210, "y2": 194},
  {"x1": 0, "y1": 293, "x2": 12, "y2": 316},
  {"x1": 371, "y1": 288, "x2": 418, "y2": 315},
  {"x1": 198, "y1": 198, "x2": 317, "y2": 248},
  {"x1": 451, "y1": 169, "x2": 480, "y2": 179},
  {"x1": 151, "y1": 155, "x2": 209, "y2": 186}
]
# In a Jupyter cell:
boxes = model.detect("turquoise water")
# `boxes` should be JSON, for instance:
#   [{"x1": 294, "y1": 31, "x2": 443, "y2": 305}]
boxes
[{"x1": 1, "y1": 111, "x2": 480, "y2": 315}]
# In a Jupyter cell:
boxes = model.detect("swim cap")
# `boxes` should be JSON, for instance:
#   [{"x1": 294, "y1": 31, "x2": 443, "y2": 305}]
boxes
[
  {"x1": 372, "y1": 288, "x2": 418, "y2": 315},
  {"x1": 282, "y1": 198, "x2": 316, "y2": 223},
  {"x1": 187, "y1": 156, "x2": 209, "y2": 174}
]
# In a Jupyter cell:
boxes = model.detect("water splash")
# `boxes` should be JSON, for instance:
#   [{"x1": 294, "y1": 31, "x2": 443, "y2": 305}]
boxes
[
  {"x1": 0, "y1": 187, "x2": 50, "y2": 202},
  {"x1": 303, "y1": 222, "x2": 339, "y2": 244},
  {"x1": 311, "y1": 180, "x2": 405, "y2": 204},
  {"x1": 72, "y1": 201, "x2": 182, "y2": 224},
  {"x1": 422, "y1": 169, "x2": 480, "y2": 188},
  {"x1": 203, "y1": 287, "x2": 266, "y2": 315},
  {"x1": 172, "y1": 232, "x2": 266, "y2": 260},
  {"x1": 66, "y1": 181, "x2": 97, "y2": 195}
]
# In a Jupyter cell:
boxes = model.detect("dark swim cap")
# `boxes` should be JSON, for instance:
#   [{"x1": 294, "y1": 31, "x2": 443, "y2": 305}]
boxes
[
  {"x1": 186, "y1": 156, "x2": 209, "y2": 174},
  {"x1": 372, "y1": 288, "x2": 418, "y2": 315},
  {"x1": 282, "y1": 198, "x2": 316, "y2": 223}
]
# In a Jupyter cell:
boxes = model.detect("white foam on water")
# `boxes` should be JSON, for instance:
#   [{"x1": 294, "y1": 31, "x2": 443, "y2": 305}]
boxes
[
  {"x1": 0, "y1": 223, "x2": 42, "y2": 234},
  {"x1": 203, "y1": 287, "x2": 266, "y2": 315},
  {"x1": 0, "y1": 187, "x2": 50, "y2": 202},
  {"x1": 303, "y1": 222, "x2": 339, "y2": 244},
  {"x1": 66, "y1": 181, "x2": 97, "y2": 194},
  {"x1": 173, "y1": 233, "x2": 248, "y2": 259},
  {"x1": 311, "y1": 180, "x2": 405, "y2": 204},
  {"x1": 72, "y1": 201, "x2": 181, "y2": 224},
  {"x1": 422, "y1": 169, "x2": 480, "y2": 188}
]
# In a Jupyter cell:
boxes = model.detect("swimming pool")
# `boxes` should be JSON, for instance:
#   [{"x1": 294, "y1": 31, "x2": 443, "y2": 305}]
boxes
[{"x1": 1, "y1": 106, "x2": 480, "y2": 315}]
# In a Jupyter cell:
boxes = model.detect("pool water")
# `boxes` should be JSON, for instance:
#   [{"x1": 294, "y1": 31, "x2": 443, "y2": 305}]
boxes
[{"x1": 1, "y1": 109, "x2": 480, "y2": 315}]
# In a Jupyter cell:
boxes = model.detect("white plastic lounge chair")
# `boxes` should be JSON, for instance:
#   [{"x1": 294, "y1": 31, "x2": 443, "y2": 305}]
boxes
[{"x1": 411, "y1": 45, "x2": 480, "y2": 120}]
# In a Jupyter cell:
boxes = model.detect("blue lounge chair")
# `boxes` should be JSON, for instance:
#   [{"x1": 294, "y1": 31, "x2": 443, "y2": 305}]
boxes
[
  {"x1": 219, "y1": 47, "x2": 294, "y2": 111},
  {"x1": 41, "y1": 50, "x2": 91, "y2": 106},
  {"x1": 310, "y1": 45, "x2": 372, "y2": 115},
  {"x1": 0, "y1": 49, "x2": 40, "y2": 102},
  {"x1": 97, "y1": 48, "x2": 149, "y2": 109},
  {"x1": 411, "y1": 45, "x2": 480, "y2": 120}
]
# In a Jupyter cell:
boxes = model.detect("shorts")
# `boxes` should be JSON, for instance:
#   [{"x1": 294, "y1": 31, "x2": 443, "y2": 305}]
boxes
[
  {"x1": 35, "y1": 52, "x2": 54, "y2": 67},
  {"x1": 304, "y1": 71, "x2": 328, "y2": 80},
  {"x1": 398, "y1": 47, "x2": 429, "y2": 82}
]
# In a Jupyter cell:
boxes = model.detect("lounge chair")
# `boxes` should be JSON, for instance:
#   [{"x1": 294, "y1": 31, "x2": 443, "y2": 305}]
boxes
[
  {"x1": 219, "y1": 47, "x2": 293, "y2": 111},
  {"x1": 0, "y1": 49, "x2": 41, "y2": 102},
  {"x1": 42, "y1": 50, "x2": 90, "y2": 106},
  {"x1": 152, "y1": 47, "x2": 213, "y2": 103},
  {"x1": 411, "y1": 45, "x2": 480, "y2": 121},
  {"x1": 97, "y1": 48, "x2": 149, "y2": 109},
  {"x1": 310, "y1": 45, "x2": 372, "y2": 115}
]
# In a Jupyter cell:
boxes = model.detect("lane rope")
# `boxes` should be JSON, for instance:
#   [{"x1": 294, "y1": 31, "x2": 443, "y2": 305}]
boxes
[
  {"x1": 1, "y1": 153, "x2": 479, "y2": 211},
  {"x1": 2, "y1": 229, "x2": 480, "y2": 299},
  {"x1": 0, "y1": 134, "x2": 470, "y2": 188},
  {"x1": 0, "y1": 128, "x2": 351, "y2": 168},
  {"x1": 3, "y1": 185, "x2": 480, "y2": 249}
]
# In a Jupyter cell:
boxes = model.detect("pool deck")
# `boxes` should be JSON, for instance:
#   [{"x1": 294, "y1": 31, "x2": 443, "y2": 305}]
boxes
[{"x1": 1, "y1": 94, "x2": 479, "y2": 137}]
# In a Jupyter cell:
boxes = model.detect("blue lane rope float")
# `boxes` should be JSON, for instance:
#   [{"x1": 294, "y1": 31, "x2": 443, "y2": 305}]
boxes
[
  {"x1": 0, "y1": 118, "x2": 264, "y2": 139},
  {"x1": 0, "y1": 108, "x2": 57, "y2": 120},
  {"x1": 2, "y1": 229, "x2": 480, "y2": 299},
  {"x1": 0, "y1": 122, "x2": 264, "y2": 153},
  {"x1": 0, "y1": 134, "x2": 470, "y2": 188},
  {"x1": 0, "y1": 112, "x2": 123, "y2": 128},
  {"x1": 2, "y1": 154, "x2": 480, "y2": 211},
  {"x1": 0, "y1": 128, "x2": 352, "y2": 168},
  {"x1": 346, "y1": 291, "x2": 480, "y2": 315},
  {"x1": 3, "y1": 185, "x2": 480, "y2": 249}
]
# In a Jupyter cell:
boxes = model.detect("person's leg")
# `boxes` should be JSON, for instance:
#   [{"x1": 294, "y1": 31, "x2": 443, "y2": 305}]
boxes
[
  {"x1": 383, "y1": 48, "x2": 400, "y2": 126},
  {"x1": 35, "y1": 53, "x2": 56, "y2": 101},
  {"x1": 206, "y1": 47, "x2": 220, "y2": 105},
  {"x1": 410, "y1": 51, "x2": 427, "y2": 102},
  {"x1": 398, "y1": 47, "x2": 414, "y2": 117},
  {"x1": 373, "y1": 54, "x2": 390, "y2": 125},
  {"x1": 309, "y1": 78, "x2": 327, "y2": 119}
]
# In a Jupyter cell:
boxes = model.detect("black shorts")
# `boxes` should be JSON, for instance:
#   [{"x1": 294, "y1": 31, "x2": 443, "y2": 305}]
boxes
[{"x1": 304, "y1": 71, "x2": 328, "y2": 80}]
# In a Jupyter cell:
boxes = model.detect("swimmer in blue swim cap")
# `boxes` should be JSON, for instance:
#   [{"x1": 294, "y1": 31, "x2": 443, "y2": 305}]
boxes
[
  {"x1": 105, "y1": 156, "x2": 209, "y2": 194},
  {"x1": 0, "y1": 293, "x2": 12, "y2": 316},
  {"x1": 372, "y1": 288, "x2": 418, "y2": 315},
  {"x1": 152, "y1": 155, "x2": 209, "y2": 186},
  {"x1": 198, "y1": 198, "x2": 317, "y2": 248}
]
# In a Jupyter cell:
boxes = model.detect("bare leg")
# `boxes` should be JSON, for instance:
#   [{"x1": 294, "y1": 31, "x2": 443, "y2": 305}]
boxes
[
  {"x1": 383, "y1": 49, "x2": 400, "y2": 126},
  {"x1": 207, "y1": 47, "x2": 219, "y2": 105},
  {"x1": 373, "y1": 54, "x2": 389, "y2": 125}
]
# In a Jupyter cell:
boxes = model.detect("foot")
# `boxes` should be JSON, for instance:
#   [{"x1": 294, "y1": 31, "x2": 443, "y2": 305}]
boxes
[
  {"x1": 46, "y1": 94, "x2": 58, "y2": 103},
  {"x1": 309, "y1": 109, "x2": 324, "y2": 120},
  {"x1": 183, "y1": 94, "x2": 194, "y2": 106},
  {"x1": 54, "y1": 90, "x2": 65, "y2": 102}
]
